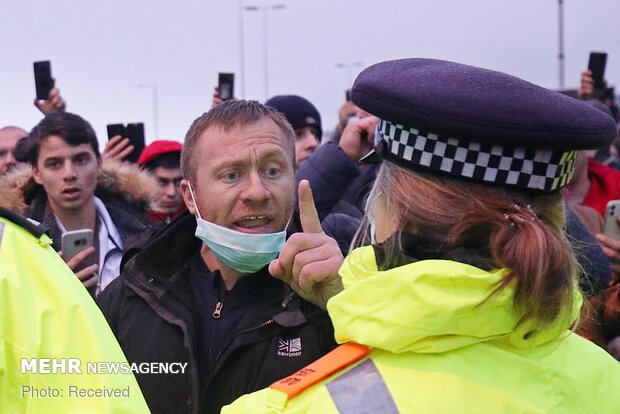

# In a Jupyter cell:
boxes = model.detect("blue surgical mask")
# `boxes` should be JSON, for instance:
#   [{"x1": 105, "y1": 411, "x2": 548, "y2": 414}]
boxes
[{"x1": 187, "y1": 182, "x2": 286, "y2": 273}]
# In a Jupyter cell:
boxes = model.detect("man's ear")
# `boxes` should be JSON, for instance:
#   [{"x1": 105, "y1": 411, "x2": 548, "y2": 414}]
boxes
[
  {"x1": 32, "y1": 164, "x2": 43, "y2": 185},
  {"x1": 180, "y1": 179, "x2": 197, "y2": 216}
]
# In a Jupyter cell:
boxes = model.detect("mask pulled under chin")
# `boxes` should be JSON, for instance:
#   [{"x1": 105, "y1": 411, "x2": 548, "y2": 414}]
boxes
[{"x1": 194, "y1": 217, "x2": 286, "y2": 274}]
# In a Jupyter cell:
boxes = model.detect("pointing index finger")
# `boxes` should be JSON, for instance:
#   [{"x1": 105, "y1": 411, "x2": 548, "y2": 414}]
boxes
[{"x1": 298, "y1": 180, "x2": 322, "y2": 233}]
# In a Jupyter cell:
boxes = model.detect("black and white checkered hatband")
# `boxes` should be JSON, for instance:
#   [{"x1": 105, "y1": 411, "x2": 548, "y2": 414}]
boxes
[{"x1": 375, "y1": 119, "x2": 578, "y2": 192}]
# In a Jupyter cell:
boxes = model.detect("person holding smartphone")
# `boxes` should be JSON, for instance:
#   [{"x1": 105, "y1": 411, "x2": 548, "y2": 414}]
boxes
[{"x1": 0, "y1": 112, "x2": 161, "y2": 296}]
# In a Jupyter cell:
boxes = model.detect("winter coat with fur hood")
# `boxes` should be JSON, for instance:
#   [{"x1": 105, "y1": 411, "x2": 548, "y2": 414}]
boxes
[{"x1": 0, "y1": 160, "x2": 162, "y2": 252}]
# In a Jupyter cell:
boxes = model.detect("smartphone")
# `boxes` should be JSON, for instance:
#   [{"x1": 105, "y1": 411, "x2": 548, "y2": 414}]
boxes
[
  {"x1": 61, "y1": 229, "x2": 94, "y2": 261},
  {"x1": 218, "y1": 73, "x2": 234, "y2": 101},
  {"x1": 346, "y1": 89, "x2": 352, "y2": 101},
  {"x1": 588, "y1": 52, "x2": 607, "y2": 91},
  {"x1": 106, "y1": 123, "x2": 126, "y2": 140},
  {"x1": 604, "y1": 200, "x2": 620, "y2": 240},
  {"x1": 33, "y1": 61, "x2": 54, "y2": 100},
  {"x1": 125, "y1": 122, "x2": 145, "y2": 163}
]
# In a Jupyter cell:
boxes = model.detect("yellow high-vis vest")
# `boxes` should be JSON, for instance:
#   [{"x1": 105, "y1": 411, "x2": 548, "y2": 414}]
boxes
[
  {"x1": 0, "y1": 210, "x2": 149, "y2": 413},
  {"x1": 224, "y1": 245, "x2": 620, "y2": 413}
]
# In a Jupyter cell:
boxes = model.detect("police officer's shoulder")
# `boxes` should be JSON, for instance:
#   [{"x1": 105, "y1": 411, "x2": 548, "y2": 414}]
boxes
[
  {"x1": 270, "y1": 343, "x2": 369, "y2": 399},
  {"x1": 0, "y1": 207, "x2": 47, "y2": 238}
]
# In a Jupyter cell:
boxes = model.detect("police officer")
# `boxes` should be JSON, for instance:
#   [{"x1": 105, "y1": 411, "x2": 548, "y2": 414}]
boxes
[
  {"x1": 223, "y1": 58, "x2": 620, "y2": 413},
  {"x1": 0, "y1": 207, "x2": 149, "y2": 412}
]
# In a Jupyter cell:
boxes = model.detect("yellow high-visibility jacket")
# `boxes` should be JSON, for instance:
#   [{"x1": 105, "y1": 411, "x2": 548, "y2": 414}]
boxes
[
  {"x1": 0, "y1": 209, "x2": 149, "y2": 413},
  {"x1": 224, "y1": 245, "x2": 620, "y2": 413}
]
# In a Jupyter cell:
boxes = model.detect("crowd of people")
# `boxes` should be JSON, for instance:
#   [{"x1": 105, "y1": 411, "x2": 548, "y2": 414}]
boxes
[{"x1": 1, "y1": 58, "x2": 620, "y2": 413}]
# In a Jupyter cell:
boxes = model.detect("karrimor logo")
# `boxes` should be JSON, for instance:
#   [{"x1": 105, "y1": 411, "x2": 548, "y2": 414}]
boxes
[{"x1": 278, "y1": 338, "x2": 302, "y2": 357}]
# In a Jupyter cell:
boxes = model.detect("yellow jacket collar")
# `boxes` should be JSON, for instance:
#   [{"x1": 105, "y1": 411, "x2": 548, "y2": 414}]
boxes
[{"x1": 327, "y1": 245, "x2": 582, "y2": 354}]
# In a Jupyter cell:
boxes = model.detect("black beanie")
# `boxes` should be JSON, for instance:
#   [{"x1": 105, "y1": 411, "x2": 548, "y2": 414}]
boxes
[{"x1": 265, "y1": 95, "x2": 322, "y2": 139}]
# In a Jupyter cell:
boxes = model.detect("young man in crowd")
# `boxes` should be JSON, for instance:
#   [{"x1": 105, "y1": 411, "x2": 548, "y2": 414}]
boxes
[
  {"x1": 137, "y1": 140, "x2": 186, "y2": 223},
  {"x1": 98, "y1": 100, "x2": 343, "y2": 413},
  {"x1": 0, "y1": 112, "x2": 159, "y2": 296},
  {"x1": 265, "y1": 94, "x2": 322, "y2": 168}
]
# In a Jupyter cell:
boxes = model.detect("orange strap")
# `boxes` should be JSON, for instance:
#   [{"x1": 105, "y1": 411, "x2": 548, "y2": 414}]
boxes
[{"x1": 270, "y1": 342, "x2": 370, "y2": 398}]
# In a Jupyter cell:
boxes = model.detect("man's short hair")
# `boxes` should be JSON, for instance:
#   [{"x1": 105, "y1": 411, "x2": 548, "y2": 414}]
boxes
[
  {"x1": 23, "y1": 112, "x2": 100, "y2": 165},
  {"x1": 181, "y1": 100, "x2": 295, "y2": 182},
  {"x1": 143, "y1": 152, "x2": 181, "y2": 171}
]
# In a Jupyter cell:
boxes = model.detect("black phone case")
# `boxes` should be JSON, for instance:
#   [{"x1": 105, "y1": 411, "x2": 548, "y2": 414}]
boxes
[
  {"x1": 218, "y1": 73, "x2": 235, "y2": 101},
  {"x1": 125, "y1": 123, "x2": 145, "y2": 164},
  {"x1": 588, "y1": 52, "x2": 607, "y2": 91},
  {"x1": 106, "y1": 124, "x2": 126, "y2": 140},
  {"x1": 34, "y1": 61, "x2": 54, "y2": 100}
]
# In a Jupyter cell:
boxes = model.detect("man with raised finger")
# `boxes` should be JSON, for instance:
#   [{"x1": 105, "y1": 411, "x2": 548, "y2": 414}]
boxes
[{"x1": 98, "y1": 100, "x2": 341, "y2": 414}]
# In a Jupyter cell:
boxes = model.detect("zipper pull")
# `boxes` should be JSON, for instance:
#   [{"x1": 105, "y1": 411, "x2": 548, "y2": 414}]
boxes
[{"x1": 213, "y1": 302, "x2": 223, "y2": 319}]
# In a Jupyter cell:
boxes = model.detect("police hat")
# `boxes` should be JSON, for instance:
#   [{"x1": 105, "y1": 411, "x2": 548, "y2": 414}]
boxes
[{"x1": 353, "y1": 58, "x2": 617, "y2": 192}]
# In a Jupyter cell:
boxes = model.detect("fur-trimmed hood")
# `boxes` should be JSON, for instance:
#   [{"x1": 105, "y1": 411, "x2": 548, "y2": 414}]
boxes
[{"x1": 0, "y1": 160, "x2": 158, "y2": 215}]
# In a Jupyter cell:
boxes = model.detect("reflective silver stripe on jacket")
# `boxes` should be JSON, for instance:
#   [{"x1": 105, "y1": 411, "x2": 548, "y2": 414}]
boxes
[{"x1": 326, "y1": 359, "x2": 399, "y2": 413}]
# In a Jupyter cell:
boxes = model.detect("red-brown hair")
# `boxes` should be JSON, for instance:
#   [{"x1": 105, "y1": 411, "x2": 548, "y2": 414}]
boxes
[{"x1": 361, "y1": 161, "x2": 578, "y2": 325}]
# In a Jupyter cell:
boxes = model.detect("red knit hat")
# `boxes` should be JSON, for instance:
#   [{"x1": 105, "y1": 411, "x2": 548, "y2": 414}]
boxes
[{"x1": 137, "y1": 140, "x2": 183, "y2": 166}]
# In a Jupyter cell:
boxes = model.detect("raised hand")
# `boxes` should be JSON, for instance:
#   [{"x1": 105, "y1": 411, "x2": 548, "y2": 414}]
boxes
[
  {"x1": 269, "y1": 180, "x2": 344, "y2": 309},
  {"x1": 102, "y1": 135, "x2": 134, "y2": 162}
]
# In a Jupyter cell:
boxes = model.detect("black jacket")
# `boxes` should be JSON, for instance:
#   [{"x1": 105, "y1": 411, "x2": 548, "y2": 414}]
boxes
[{"x1": 97, "y1": 212, "x2": 336, "y2": 414}]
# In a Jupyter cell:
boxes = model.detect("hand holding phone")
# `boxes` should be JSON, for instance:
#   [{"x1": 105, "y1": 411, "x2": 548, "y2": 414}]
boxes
[
  {"x1": 104, "y1": 123, "x2": 144, "y2": 163},
  {"x1": 588, "y1": 52, "x2": 607, "y2": 91},
  {"x1": 34, "y1": 61, "x2": 54, "y2": 101},
  {"x1": 61, "y1": 229, "x2": 94, "y2": 261},
  {"x1": 60, "y1": 230, "x2": 98, "y2": 291}
]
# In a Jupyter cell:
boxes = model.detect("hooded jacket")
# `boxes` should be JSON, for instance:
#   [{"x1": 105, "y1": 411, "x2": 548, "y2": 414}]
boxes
[
  {"x1": 224, "y1": 236, "x2": 620, "y2": 413},
  {"x1": 97, "y1": 212, "x2": 336, "y2": 414},
  {"x1": 0, "y1": 160, "x2": 160, "y2": 252}
]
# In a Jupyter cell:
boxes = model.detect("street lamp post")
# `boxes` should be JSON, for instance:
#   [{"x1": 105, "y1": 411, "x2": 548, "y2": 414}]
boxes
[
  {"x1": 245, "y1": 4, "x2": 286, "y2": 100},
  {"x1": 558, "y1": 0, "x2": 565, "y2": 89},
  {"x1": 238, "y1": 0, "x2": 246, "y2": 99},
  {"x1": 137, "y1": 83, "x2": 159, "y2": 139}
]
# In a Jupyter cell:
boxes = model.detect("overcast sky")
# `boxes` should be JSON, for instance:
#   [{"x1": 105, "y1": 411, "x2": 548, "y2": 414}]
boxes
[{"x1": 1, "y1": 0, "x2": 619, "y2": 145}]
